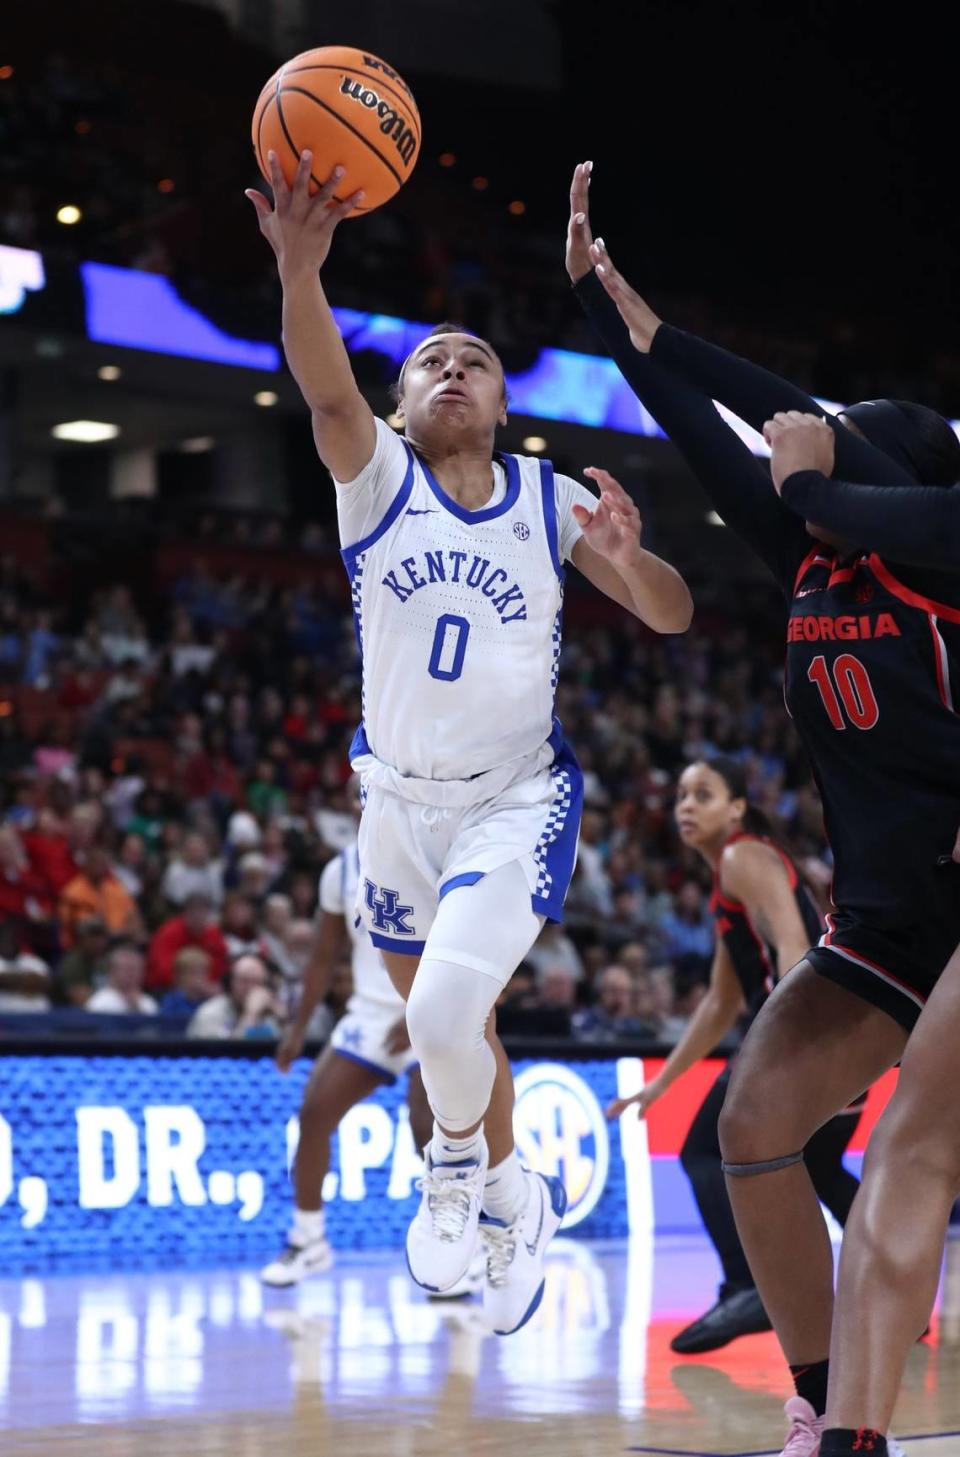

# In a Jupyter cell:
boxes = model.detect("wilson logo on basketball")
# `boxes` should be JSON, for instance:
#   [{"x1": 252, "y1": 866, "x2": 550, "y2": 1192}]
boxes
[{"x1": 339, "y1": 78, "x2": 418, "y2": 167}]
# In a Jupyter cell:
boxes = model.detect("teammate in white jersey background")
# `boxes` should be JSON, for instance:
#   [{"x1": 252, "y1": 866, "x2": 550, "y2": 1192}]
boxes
[
  {"x1": 248, "y1": 150, "x2": 693, "y2": 1334},
  {"x1": 261, "y1": 831, "x2": 434, "y2": 1288}
]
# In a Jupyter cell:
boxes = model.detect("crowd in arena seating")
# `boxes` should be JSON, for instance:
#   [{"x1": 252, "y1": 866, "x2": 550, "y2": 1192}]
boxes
[{"x1": 0, "y1": 518, "x2": 834, "y2": 1046}]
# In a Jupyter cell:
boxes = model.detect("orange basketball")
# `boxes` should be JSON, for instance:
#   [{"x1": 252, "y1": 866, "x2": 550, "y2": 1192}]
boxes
[{"x1": 251, "y1": 45, "x2": 421, "y2": 217}]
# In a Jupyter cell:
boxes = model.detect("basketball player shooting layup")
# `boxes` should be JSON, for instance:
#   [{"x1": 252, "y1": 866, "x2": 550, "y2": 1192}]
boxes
[{"x1": 246, "y1": 150, "x2": 692, "y2": 1333}]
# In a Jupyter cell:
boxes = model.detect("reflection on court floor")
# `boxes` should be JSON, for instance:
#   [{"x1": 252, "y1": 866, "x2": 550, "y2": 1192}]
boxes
[{"x1": 2, "y1": 1233, "x2": 960, "y2": 1456}]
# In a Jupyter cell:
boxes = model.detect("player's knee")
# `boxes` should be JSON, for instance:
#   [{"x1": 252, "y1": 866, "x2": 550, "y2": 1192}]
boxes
[
  {"x1": 717, "y1": 1076, "x2": 781, "y2": 1164},
  {"x1": 868, "y1": 1104, "x2": 960, "y2": 1191},
  {"x1": 405, "y1": 979, "x2": 480, "y2": 1065}
]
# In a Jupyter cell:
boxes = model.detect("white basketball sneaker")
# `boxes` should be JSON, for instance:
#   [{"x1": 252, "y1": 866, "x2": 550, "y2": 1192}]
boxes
[
  {"x1": 260, "y1": 1235, "x2": 334, "y2": 1287},
  {"x1": 406, "y1": 1144, "x2": 488, "y2": 1293},
  {"x1": 427, "y1": 1246, "x2": 487, "y2": 1300},
  {"x1": 480, "y1": 1171, "x2": 567, "y2": 1335}
]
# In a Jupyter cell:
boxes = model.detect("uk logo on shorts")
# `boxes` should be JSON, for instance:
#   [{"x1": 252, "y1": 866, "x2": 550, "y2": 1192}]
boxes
[
  {"x1": 512, "y1": 1063, "x2": 610, "y2": 1229},
  {"x1": 363, "y1": 880, "x2": 416, "y2": 936}
]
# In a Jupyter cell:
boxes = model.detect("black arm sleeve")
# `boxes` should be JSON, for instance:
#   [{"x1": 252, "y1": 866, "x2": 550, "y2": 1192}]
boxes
[
  {"x1": 782, "y1": 472, "x2": 960, "y2": 573},
  {"x1": 574, "y1": 270, "x2": 810, "y2": 589},
  {"x1": 651, "y1": 325, "x2": 918, "y2": 489}
]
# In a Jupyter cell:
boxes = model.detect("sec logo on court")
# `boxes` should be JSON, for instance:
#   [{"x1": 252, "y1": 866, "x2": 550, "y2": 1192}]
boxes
[{"x1": 512, "y1": 1063, "x2": 610, "y2": 1229}]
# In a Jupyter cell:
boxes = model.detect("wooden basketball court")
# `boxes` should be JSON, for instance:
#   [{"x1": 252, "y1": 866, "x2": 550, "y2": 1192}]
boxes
[{"x1": 4, "y1": 1234, "x2": 959, "y2": 1456}]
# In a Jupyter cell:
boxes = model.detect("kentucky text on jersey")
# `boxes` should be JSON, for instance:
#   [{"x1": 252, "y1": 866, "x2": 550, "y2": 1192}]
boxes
[
  {"x1": 787, "y1": 612, "x2": 901, "y2": 643},
  {"x1": 380, "y1": 550, "x2": 529, "y2": 622}
]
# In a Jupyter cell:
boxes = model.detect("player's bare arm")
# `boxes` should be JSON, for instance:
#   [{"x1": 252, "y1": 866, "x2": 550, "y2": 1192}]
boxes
[
  {"x1": 246, "y1": 148, "x2": 376, "y2": 481},
  {"x1": 720, "y1": 839, "x2": 812, "y2": 980},
  {"x1": 275, "y1": 910, "x2": 347, "y2": 1073},
  {"x1": 571, "y1": 467, "x2": 693, "y2": 632},
  {"x1": 606, "y1": 941, "x2": 744, "y2": 1120}
]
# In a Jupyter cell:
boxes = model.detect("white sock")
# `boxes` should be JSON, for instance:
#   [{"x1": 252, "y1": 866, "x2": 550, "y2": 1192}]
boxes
[
  {"x1": 291, "y1": 1207, "x2": 325, "y2": 1247},
  {"x1": 430, "y1": 1122, "x2": 486, "y2": 1168},
  {"x1": 482, "y1": 1150, "x2": 529, "y2": 1225}
]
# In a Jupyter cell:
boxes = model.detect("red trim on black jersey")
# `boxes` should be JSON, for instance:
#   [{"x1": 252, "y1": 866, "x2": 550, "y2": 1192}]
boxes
[
  {"x1": 793, "y1": 547, "x2": 833, "y2": 597},
  {"x1": 828, "y1": 565, "x2": 856, "y2": 587},
  {"x1": 928, "y1": 613, "x2": 956, "y2": 714},
  {"x1": 819, "y1": 917, "x2": 927, "y2": 1009},
  {"x1": 867, "y1": 554, "x2": 960, "y2": 626}
]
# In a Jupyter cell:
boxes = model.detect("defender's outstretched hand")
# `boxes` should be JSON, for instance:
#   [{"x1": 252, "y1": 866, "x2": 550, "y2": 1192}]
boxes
[{"x1": 246, "y1": 148, "x2": 364, "y2": 275}]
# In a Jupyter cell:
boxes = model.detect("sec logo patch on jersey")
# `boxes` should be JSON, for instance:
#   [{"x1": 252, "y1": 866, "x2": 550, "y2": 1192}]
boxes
[{"x1": 513, "y1": 521, "x2": 531, "y2": 540}]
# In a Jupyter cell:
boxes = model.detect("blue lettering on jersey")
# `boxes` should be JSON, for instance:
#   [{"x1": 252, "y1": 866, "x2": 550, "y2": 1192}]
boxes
[
  {"x1": 364, "y1": 879, "x2": 416, "y2": 935},
  {"x1": 379, "y1": 551, "x2": 528, "y2": 622}
]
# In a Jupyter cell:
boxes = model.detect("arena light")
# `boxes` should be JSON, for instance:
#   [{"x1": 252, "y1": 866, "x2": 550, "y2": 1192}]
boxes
[
  {"x1": 0, "y1": 66, "x2": 13, "y2": 81},
  {"x1": 471, "y1": 176, "x2": 489, "y2": 191},
  {"x1": 522, "y1": 435, "x2": 548, "y2": 452},
  {"x1": 97, "y1": 364, "x2": 122, "y2": 381},
  {"x1": 508, "y1": 200, "x2": 526, "y2": 216},
  {"x1": 180, "y1": 436, "x2": 215, "y2": 453},
  {"x1": 254, "y1": 390, "x2": 278, "y2": 407},
  {"x1": 706, "y1": 510, "x2": 725, "y2": 526},
  {"x1": 0, "y1": 245, "x2": 45, "y2": 315},
  {"x1": 57, "y1": 205, "x2": 82, "y2": 226},
  {"x1": 51, "y1": 420, "x2": 120, "y2": 443},
  {"x1": 438, "y1": 152, "x2": 456, "y2": 167}
]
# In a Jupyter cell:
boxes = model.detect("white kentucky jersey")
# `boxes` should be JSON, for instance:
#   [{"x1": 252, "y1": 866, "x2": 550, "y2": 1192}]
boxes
[
  {"x1": 336, "y1": 418, "x2": 595, "y2": 787},
  {"x1": 318, "y1": 841, "x2": 403, "y2": 1010}
]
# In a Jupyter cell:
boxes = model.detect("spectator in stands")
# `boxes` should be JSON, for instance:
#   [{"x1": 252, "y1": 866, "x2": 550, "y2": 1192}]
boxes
[
  {"x1": 146, "y1": 892, "x2": 228, "y2": 992},
  {"x1": 23, "y1": 802, "x2": 100, "y2": 897},
  {"x1": 0, "y1": 825, "x2": 51, "y2": 924},
  {"x1": 112, "y1": 832, "x2": 148, "y2": 899},
  {"x1": 0, "y1": 921, "x2": 51, "y2": 1012},
  {"x1": 221, "y1": 892, "x2": 261, "y2": 959},
  {"x1": 59, "y1": 844, "x2": 142, "y2": 949},
  {"x1": 236, "y1": 851, "x2": 272, "y2": 904},
  {"x1": 159, "y1": 947, "x2": 215, "y2": 1020},
  {"x1": 57, "y1": 914, "x2": 111, "y2": 1006},
  {"x1": 659, "y1": 881, "x2": 715, "y2": 977},
  {"x1": 161, "y1": 831, "x2": 223, "y2": 908},
  {"x1": 86, "y1": 942, "x2": 157, "y2": 1015},
  {"x1": 259, "y1": 892, "x2": 293, "y2": 974},
  {"x1": 186, "y1": 953, "x2": 281, "y2": 1039},
  {"x1": 572, "y1": 964, "x2": 659, "y2": 1043},
  {"x1": 525, "y1": 921, "x2": 584, "y2": 984},
  {"x1": 536, "y1": 966, "x2": 577, "y2": 1035}
]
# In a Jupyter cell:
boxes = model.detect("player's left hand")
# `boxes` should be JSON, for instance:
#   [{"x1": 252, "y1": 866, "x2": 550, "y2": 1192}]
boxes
[
  {"x1": 575, "y1": 468, "x2": 644, "y2": 570},
  {"x1": 385, "y1": 1016, "x2": 411, "y2": 1055},
  {"x1": 763, "y1": 411, "x2": 836, "y2": 494}
]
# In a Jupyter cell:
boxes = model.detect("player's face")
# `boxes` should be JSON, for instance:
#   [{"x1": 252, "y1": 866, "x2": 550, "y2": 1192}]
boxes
[
  {"x1": 675, "y1": 764, "x2": 743, "y2": 851},
  {"x1": 398, "y1": 334, "x2": 507, "y2": 442}
]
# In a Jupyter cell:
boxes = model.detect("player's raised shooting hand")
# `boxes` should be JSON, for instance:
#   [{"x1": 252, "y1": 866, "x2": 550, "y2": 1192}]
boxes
[
  {"x1": 575, "y1": 467, "x2": 644, "y2": 571},
  {"x1": 588, "y1": 234, "x2": 662, "y2": 353},
  {"x1": 763, "y1": 411, "x2": 836, "y2": 495},
  {"x1": 245, "y1": 148, "x2": 364, "y2": 277},
  {"x1": 566, "y1": 160, "x2": 596, "y2": 283}
]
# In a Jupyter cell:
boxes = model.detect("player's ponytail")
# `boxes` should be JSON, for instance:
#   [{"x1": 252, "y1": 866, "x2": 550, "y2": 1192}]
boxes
[{"x1": 703, "y1": 756, "x2": 774, "y2": 837}]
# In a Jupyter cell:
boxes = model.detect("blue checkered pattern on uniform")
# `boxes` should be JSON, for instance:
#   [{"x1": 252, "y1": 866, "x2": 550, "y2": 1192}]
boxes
[{"x1": 533, "y1": 765, "x2": 574, "y2": 903}]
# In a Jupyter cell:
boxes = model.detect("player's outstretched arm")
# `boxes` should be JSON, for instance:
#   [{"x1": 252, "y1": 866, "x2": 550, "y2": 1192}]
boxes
[
  {"x1": 569, "y1": 467, "x2": 692, "y2": 631},
  {"x1": 567, "y1": 163, "x2": 810, "y2": 589},
  {"x1": 766, "y1": 412, "x2": 960, "y2": 570},
  {"x1": 606, "y1": 942, "x2": 744, "y2": 1120},
  {"x1": 572, "y1": 163, "x2": 915, "y2": 492},
  {"x1": 247, "y1": 149, "x2": 376, "y2": 481}
]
